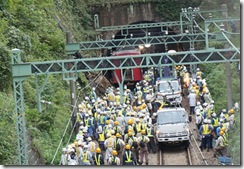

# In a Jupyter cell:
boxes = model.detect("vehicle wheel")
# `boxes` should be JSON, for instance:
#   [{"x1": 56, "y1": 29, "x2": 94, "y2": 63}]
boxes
[{"x1": 184, "y1": 140, "x2": 190, "y2": 149}]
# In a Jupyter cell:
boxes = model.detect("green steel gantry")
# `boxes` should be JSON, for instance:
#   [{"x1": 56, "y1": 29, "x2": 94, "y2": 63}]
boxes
[{"x1": 11, "y1": 7, "x2": 240, "y2": 164}]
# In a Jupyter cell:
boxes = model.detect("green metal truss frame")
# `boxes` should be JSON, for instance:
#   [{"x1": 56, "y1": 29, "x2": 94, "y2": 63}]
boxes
[{"x1": 11, "y1": 49, "x2": 28, "y2": 165}]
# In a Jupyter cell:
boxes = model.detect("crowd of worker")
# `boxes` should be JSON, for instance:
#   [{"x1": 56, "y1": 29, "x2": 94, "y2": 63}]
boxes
[
  {"x1": 180, "y1": 67, "x2": 237, "y2": 158},
  {"x1": 60, "y1": 65, "x2": 237, "y2": 165},
  {"x1": 61, "y1": 68, "x2": 159, "y2": 165}
]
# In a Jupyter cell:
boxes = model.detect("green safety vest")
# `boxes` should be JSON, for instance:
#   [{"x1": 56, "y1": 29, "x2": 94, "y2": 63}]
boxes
[
  {"x1": 100, "y1": 116, "x2": 104, "y2": 124},
  {"x1": 82, "y1": 152, "x2": 89, "y2": 162},
  {"x1": 112, "y1": 156, "x2": 118, "y2": 165},
  {"x1": 95, "y1": 154, "x2": 101, "y2": 165},
  {"x1": 147, "y1": 128, "x2": 153, "y2": 137},
  {"x1": 125, "y1": 151, "x2": 132, "y2": 162}
]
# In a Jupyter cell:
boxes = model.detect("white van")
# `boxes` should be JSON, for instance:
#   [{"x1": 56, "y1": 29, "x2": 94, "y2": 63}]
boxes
[{"x1": 155, "y1": 107, "x2": 190, "y2": 147}]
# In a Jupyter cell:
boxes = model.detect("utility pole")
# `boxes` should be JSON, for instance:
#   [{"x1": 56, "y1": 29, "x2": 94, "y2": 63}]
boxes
[
  {"x1": 221, "y1": 4, "x2": 233, "y2": 110},
  {"x1": 66, "y1": 32, "x2": 77, "y2": 127}
]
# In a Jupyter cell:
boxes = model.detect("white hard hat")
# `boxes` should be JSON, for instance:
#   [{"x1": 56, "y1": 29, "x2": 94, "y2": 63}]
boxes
[
  {"x1": 98, "y1": 126, "x2": 103, "y2": 133},
  {"x1": 67, "y1": 148, "x2": 72, "y2": 153},
  {"x1": 207, "y1": 119, "x2": 211, "y2": 124},
  {"x1": 212, "y1": 113, "x2": 216, "y2": 117},
  {"x1": 110, "y1": 130, "x2": 115, "y2": 135},
  {"x1": 222, "y1": 109, "x2": 226, "y2": 113},
  {"x1": 195, "y1": 109, "x2": 200, "y2": 114},
  {"x1": 197, "y1": 68, "x2": 200, "y2": 71},
  {"x1": 211, "y1": 100, "x2": 215, "y2": 104},
  {"x1": 78, "y1": 140, "x2": 83, "y2": 145},
  {"x1": 153, "y1": 113, "x2": 157, "y2": 116},
  {"x1": 197, "y1": 101, "x2": 201, "y2": 105},
  {"x1": 87, "y1": 137, "x2": 92, "y2": 142},
  {"x1": 203, "y1": 119, "x2": 208, "y2": 123},
  {"x1": 62, "y1": 148, "x2": 67, "y2": 152},
  {"x1": 83, "y1": 145, "x2": 88, "y2": 149}
]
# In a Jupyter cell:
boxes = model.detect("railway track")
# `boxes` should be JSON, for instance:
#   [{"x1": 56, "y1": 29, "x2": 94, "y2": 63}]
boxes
[{"x1": 158, "y1": 145, "x2": 192, "y2": 165}]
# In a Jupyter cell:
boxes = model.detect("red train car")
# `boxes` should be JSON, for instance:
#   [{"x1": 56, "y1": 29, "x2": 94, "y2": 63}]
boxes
[{"x1": 111, "y1": 49, "x2": 143, "y2": 84}]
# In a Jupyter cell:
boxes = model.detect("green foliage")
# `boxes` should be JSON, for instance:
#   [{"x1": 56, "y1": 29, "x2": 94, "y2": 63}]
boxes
[
  {"x1": 0, "y1": 92, "x2": 18, "y2": 165},
  {"x1": 202, "y1": 62, "x2": 240, "y2": 164},
  {"x1": 227, "y1": 108, "x2": 240, "y2": 165},
  {"x1": 0, "y1": 0, "x2": 91, "y2": 165}
]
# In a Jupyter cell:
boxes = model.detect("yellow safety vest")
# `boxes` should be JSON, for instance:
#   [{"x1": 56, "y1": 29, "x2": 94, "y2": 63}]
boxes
[
  {"x1": 100, "y1": 116, "x2": 104, "y2": 124},
  {"x1": 76, "y1": 113, "x2": 82, "y2": 122},
  {"x1": 98, "y1": 132, "x2": 105, "y2": 141},
  {"x1": 141, "y1": 123, "x2": 147, "y2": 130},
  {"x1": 196, "y1": 71, "x2": 202, "y2": 78},
  {"x1": 108, "y1": 93, "x2": 115, "y2": 101},
  {"x1": 90, "y1": 142, "x2": 96, "y2": 152},
  {"x1": 147, "y1": 128, "x2": 153, "y2": 137},
  {"x1": 84, "y1": 119, "x2": 89, "y2": 127},
  {"x1": 224, "y1": 114, "x2": 229, "y2": 119},
  {"x1": 202, "y1": 124, "x2": 211, "y2": 135},
  {"x1": 114, "y1": 138, "x2": 119, "y2": 149},
  {"x1": 107, "y1": 138, "x2": 113, "y2": 148},
  {"x1": 115, "y1": 95, "x2": 120, "y2": 103},
  {"x1": 213, "y1": 118, "x2": 218, "y2": 127},
  {"x1": 222, "y1": 123, "x2": 227, "y2": 129},
  {"x1": 221, "y1": 135, "x2": 227, "y2": 146},
  {"x1": 76, "y1": 147, "x2": 80, "y2": 157},
  {"x1": 82, "y1": 152, "x2": 89, "y2": 162},
  {"x1": 125, "y1": 151, "x2": 132, "y2": 162},
  {"x1": 95, "y1": 154, "x2": 101, "y2": 165},
  {"x1": 112, "y1": 156, "x2": 118, "y2": 165},
  {"x1": 136, "y1": 123, "x2": 141, "y2": 132}
]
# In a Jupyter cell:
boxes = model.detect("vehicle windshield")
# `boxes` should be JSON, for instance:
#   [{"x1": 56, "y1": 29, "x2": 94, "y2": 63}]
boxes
[
  {"x1": 157, "y1": 110, "x2": 187, "y2": 125},
  {"x1": 158, "y1": 81, "x2": 180, "y2": 93}
]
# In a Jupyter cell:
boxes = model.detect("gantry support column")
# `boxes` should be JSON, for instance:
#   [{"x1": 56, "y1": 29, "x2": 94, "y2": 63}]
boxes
[{"x1": 11, "y1": 49, "x2": 28, "y2": 165}]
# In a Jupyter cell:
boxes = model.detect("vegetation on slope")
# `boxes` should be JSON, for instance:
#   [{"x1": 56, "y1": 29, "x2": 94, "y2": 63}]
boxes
[{"x1": 0, "y1": 0, "x2": 93, "y2": 165}]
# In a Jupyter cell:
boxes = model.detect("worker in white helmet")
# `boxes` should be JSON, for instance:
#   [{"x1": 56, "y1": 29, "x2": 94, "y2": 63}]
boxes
[
  {"x1": 61, "y1": 148, "x2": 68, "y2": 165},
  {"x1": 79, "y1": 145, "x2": 93, "y2": 165},
  {"x1": 104, "y1": 133, "x2": 115, "y2": 164},
  {"x1": 67, "y1": 148, "x2": 78, "y2": 165}
]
